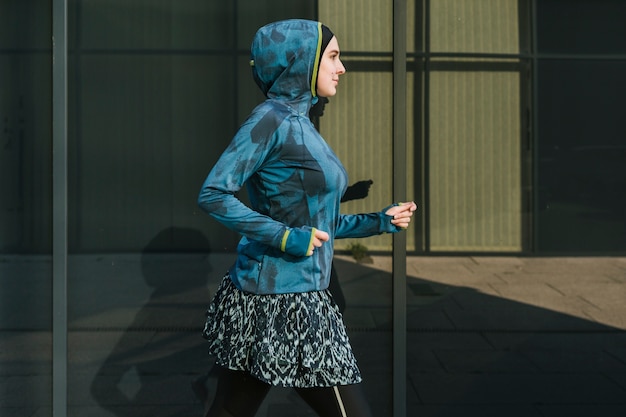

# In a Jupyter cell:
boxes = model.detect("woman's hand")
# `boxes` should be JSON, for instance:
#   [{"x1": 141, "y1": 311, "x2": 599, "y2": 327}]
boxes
[
  {"x1": 386, "y1": 201, "x2": 418, "y2": 229},
  {"x1": 307, "y1": 228, "x2": 330, "y2": 256}
]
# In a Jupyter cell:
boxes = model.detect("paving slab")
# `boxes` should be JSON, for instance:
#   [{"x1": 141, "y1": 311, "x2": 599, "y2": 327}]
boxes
[
  {"x1": 411, "y1": 372, "x2": 625, "y2": 405},
  {"x1": 408, "y1": 404, "x2": 541, "y2": 417}
]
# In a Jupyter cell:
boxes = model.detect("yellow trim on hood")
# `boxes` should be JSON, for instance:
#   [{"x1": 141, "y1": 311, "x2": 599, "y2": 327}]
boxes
[{"x1": 310, "y1": 22, "x2": 323, "y2": 99}]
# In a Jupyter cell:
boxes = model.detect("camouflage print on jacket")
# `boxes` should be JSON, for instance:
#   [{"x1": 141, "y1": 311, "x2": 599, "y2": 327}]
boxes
[{"x1": 198, "y1": 19, "x2": 400, "y2": 294}]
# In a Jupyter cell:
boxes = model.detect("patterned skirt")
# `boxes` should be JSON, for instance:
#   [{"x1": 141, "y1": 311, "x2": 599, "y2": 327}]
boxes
[{"x1": 202, "y1": 274, "x2": 362, "y2": 388}]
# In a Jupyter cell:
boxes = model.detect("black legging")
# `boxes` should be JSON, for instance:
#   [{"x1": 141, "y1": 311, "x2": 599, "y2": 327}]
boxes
[{"x1": 206, "y1": 367, "x2": 373, "y2": 417}]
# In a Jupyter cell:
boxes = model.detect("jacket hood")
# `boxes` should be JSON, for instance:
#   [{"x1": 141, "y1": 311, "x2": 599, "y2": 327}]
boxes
[{"x1": 250, "y1": 19, "x2": 324, "y2": 108}]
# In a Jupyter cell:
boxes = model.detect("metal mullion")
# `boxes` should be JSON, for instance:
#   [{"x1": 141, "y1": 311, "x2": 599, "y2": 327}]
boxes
[
  {"x1": 531, "y1": 0, "x2": 539, "y2": 253},
  {"x1": 52, "y1": 0, "x2": 68, "y2": 416},
  {"x1": 392, "y1": 0, "x2": 408, "y2": 416},
  {"x1": 423, "y1": 0, "x2": 432, "y2": 253}
]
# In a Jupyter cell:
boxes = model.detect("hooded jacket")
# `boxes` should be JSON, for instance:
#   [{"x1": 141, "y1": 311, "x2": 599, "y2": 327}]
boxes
[{"x1": 198, "y1": 19, "x2": 400, "y2": 294}]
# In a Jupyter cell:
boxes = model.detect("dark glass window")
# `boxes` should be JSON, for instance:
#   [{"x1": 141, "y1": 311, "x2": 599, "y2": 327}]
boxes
[
  {"x1": 66, "y1": 1, "x2": 318, "y2": 415},
  {"x1": 537, "y1": 59, "x2": 626, "y2": 252},
  {"x1": 0, "y1": 1, "x2": 53, "y2": 415},
  {"x1": 537, "y1": 0, "x2": 626, "y2": 54}
]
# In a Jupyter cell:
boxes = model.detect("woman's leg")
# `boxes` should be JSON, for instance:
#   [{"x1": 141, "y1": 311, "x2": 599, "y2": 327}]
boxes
[
  {"x1": 205, "y1": 367, "x2": 271, "y2": 417},
  {"x1": 294, "y1": 384, "x2": 373, "y2": 417}
]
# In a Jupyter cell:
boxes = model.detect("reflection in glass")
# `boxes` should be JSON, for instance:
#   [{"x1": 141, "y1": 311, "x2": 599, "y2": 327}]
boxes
[
  {"x1": 537, "y1": 0, "x2": 626, "y2": 55},
  {"x1": 1, "y1": 1, "x2": 53, "y2": 416},
  {"x1": 82, "y1": 228, "x2": 214, "y2": 416},
  {"x1": 537, "y1": 59, "x2": 626, "y2": 252},
  {"x1": 67, "y1": 1, "x2": 334, "y2": 414}
]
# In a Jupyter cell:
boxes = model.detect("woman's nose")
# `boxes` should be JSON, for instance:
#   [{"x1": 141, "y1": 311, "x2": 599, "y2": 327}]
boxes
[{"x1": 337, "y1": 60, "x2": 346, "y2": 74}]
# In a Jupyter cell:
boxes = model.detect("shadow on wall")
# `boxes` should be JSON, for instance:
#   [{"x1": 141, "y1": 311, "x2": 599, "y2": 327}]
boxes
[{"x1": 89, "y1": 226, "x2": 213, "y2": 417}]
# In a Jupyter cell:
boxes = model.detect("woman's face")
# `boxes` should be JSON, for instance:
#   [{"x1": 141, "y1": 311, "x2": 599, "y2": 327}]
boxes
[{"x1": 316, "y1": 36, "x2": 346, "y2": 98}]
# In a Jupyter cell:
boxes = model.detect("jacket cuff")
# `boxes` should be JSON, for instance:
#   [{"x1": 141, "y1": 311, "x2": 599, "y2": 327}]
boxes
[
  {"x1": 380, "y1": 204, "x2": 402, "y2": 233},
  {"x1": 280, "y1": 226, "x2": 316, "y2": 257}
]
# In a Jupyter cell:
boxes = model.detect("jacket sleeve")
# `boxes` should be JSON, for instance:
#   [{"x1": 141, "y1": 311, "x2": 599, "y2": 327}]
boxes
[
  {"x1": 197, "y1": 112, "x2": 314, "y2": 257},
  {"x1": 335, "y1": 204, "x2": 402, "y2": 239}
]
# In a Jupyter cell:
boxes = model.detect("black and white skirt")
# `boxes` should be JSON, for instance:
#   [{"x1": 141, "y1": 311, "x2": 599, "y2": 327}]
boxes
[{"x1": 202, "y1": 274, "x2": 362, "y2": 388}]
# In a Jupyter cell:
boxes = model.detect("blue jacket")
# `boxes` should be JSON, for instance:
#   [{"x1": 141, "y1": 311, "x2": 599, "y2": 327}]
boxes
[{"x1": 198, "y1": 19, "x2": 401, "y2": 294}]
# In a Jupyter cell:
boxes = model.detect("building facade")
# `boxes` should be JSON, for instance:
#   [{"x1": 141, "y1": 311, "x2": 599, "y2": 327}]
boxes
[{"x1": 1, "y1": 0, "x2": 625, "y2": 416}]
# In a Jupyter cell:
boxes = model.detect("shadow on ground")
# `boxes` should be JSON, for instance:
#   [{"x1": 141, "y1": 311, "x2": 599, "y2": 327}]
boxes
[{"x1": 332, "y1": 256, "x2": 626, "y2": 417}]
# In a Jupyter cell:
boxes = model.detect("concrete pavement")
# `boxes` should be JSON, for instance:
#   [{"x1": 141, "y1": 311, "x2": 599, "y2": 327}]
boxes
[{"x1": 336, "y1": 255, "x2": 626, "y2": 417}]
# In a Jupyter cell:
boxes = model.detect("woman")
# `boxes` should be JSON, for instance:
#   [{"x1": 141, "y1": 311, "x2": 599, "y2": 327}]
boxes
[{"x1": 197, "y1": 19, "x2": 417, "y2": 417}]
